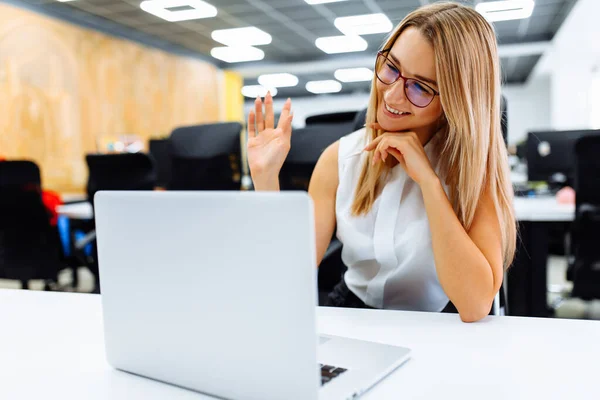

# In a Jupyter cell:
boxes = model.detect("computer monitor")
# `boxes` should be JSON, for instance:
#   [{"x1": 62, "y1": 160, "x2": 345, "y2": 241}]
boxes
[{"x1": 527, "y1": 129, "x2": 600, "y2": 186}]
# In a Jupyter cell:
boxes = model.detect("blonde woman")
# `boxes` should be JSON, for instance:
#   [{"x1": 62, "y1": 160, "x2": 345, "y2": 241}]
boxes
[{"x1": 247, "y1": 2, "x2": 516, "y2": 322}]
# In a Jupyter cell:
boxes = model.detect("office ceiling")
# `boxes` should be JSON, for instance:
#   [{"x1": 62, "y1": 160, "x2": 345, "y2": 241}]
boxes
[{"x1": 14, "y1": 0, "x2": 578, "y2": 98}]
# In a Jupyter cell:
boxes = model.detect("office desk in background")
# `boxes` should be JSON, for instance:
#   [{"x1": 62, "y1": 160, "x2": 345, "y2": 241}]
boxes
[
  {"x1": 57, "y1": 202, "x2": 93, "y2": 220},
  {"x1": 1, "y1": 289, "x2": 598, "y2": 400},
  {"x1": 56, "y1": 197, "x2": 575, "y2": 222},
  {"x1": 60, "y1": 193, "x2": 88, "y2": 204}
]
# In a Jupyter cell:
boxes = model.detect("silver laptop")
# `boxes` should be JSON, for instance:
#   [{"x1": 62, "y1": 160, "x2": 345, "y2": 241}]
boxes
[{"x1": 95, "y1": 191, "x2": 411, "y2": 400}]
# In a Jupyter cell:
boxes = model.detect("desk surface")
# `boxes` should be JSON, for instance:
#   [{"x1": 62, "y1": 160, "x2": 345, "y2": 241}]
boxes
[
  {"x1": 1, "y1": 289, "x2": 598, "y2": 400},
  {"x1": 513, "y1": 197, "x2": 574, "y2": 222},
  {"x1": 56, "y1": 202, "x2": 93, "y2": 220},
  {"x1": 56, "y1": 196, "x2": 575, "y2": 223}
]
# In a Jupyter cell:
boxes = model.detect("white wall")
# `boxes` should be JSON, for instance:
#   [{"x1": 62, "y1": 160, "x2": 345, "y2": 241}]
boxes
[
  {"x1": 532, "y1": 0, "x2": 600, "y2": 130},
  {"x1": 502, "y1": 77, "x2": 552, "y2": 144},
  {"x1": 591, "y1": 68, "x2": 600, "y2": 129}
]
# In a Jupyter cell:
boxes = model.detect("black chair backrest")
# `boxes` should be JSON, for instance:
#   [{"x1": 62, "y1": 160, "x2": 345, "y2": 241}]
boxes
[
  {"x1": 0, "y1": 161, "x2": 61, "y2": 281},
  {"x1": 352, "y1": 108, "x2": 368, "y2": 132},
  {"x1": 86, "y1": 153, "x2": 157, "y2": 206},
  {"x1": 169, "y1": 122, "x2": 243, "y2": 190},
  {"x1": 280, "y1": 124, "x2": 351, "y2": 191},
  {"x1": 148, "y1": 139, "x2": 172, "y2": 188},
  {"x1": 305, "y1": 111, "x2": 358, "y2": 126},
  {"x1": 0, "y1": 160, "x2": 41, "y2": 188}
]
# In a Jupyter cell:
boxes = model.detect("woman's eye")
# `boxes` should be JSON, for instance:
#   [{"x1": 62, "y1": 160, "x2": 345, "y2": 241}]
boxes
[{"x1": 386, "y1": 63, "x2": 398, "y2": 73}]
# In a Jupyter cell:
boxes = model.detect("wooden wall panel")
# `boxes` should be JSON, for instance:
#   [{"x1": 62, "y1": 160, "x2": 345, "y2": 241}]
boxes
[{"x1": 0, "y1": 3, "x2": 221, "y2": 192}]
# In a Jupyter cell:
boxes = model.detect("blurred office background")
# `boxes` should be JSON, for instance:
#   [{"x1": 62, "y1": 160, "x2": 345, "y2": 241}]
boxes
[{"x1": 1, "y1": 0, "x2": 599, "y2": 319}]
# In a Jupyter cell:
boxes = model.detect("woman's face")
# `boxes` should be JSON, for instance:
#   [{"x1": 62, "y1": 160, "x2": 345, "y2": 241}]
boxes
[{"x1": 375, "y1": 27, "x2": 444, "y2": 145}]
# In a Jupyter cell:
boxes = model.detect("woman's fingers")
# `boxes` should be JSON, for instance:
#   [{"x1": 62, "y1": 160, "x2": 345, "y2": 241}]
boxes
[
  {"x1": 387, "y1": 148, "x2": 403, "y2": 163},
  {"x1": 265, "y1": 91, "x2": 275, "y2": 129},
  {"x1": 284, "y1": 112, "x2": 294, "y2": 135},
  {"x1": 389, "y1": 148, "x2": 407, "y2": 170},
  {"x1": 371, "y1": 151, "x2": 379, "y2": 166},
  {"x1": 255, "y1": 96, "x2": 265, "y2": 132},
  {"x1": 248, "y1": 110, "x2": 256, "y2": 139},
  {"x1": 277, "y1": 98, "x2": 292, "y2": 130},
  {"x1": 363, "y1": 135, "x2": 382, "y2": 151}
]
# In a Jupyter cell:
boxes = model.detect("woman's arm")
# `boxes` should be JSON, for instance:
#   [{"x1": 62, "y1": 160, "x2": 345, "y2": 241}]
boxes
[
  {"x1": 364, "y1": 129, "x2": 504, "y2": 322},
  {"x1": 421, "y1": 177, "x2": 503, "y2": 322},
  {"x1": 308, "y1": 142, "x2": 339, "y2": 267}
]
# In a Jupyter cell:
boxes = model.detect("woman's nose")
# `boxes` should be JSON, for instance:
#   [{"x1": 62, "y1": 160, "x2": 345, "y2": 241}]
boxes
[{"x1": 384, "y1": 80, "x2": 409, "y2": 105}]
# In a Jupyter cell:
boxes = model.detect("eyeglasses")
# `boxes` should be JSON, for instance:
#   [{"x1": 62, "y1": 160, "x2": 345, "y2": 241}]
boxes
[{"x1": 375, "y1": 50, "x2": 439, "y2": 108}]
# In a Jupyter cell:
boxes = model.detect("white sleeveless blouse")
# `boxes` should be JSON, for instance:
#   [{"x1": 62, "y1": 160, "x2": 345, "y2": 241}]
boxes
[{"x1": 335, "y1": 128, "x2": 449, "y2": 311}]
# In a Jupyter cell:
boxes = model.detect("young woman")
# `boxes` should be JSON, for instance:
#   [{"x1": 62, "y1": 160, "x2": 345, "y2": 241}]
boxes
[{"x1": 246, "y1": 2, "x2": 516, "y2": 322}]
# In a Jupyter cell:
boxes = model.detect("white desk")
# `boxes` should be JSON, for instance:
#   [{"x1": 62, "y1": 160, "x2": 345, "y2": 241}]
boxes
[
  {"x1": 513, "y1": 197, "x2": 575, "y2": 222},
  {"x1": 1, "y1": 289, "x2": 599, "y2": 400},
  {"x1": 55, "y1": 197, "x2": 576, "y2": 223},
  {"x1": 510, "y1": 170, "x2": 528, "y2": 185},
  {"x1": 57, "y1": 202, "x2": 93, "y2": 220}
]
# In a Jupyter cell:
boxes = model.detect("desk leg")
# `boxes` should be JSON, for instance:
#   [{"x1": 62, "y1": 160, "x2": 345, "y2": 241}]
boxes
[
  {"x1": 508, "y1": 221, "x2": 550, "y2": 317},
  {"x1": 68, "y1": 225, "x2": 80, "y2": 289},
  {"x1": 530, "y1": 222, "x2": 550, "y2": 317}
]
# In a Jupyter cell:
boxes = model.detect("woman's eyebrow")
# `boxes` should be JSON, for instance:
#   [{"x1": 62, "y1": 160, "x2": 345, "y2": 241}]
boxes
[{"x1": 388, "y1": 52, "x2": 438, "y2": 87}]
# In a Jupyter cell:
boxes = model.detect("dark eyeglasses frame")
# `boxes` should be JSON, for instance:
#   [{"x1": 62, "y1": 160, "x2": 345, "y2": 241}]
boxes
[{"x1": 375, "y1": 49, "x2": 440, "y2": 108}]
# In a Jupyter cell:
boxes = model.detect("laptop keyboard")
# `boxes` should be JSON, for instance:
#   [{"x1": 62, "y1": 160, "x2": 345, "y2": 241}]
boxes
[{"x1": 320, "y1": 364, "x2": 348, "y2": 386}]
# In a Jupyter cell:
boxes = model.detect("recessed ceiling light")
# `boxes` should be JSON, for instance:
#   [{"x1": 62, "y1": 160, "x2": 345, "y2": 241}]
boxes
[
  {"x1": 334, "y1": 67, "x2": 373, "y2": 82},
  {"x1": 258, "y1": 73, "x2": 299, "y2": 88},
  {"x1": 210, "y1": 46, "x2": 264, "y2": 63},
  {"x1": 212, "y1": 27, "x2": 272, "y2": 46},
  {"x1": 304, "y1": 0, "x2": 348, "y2": 4},
  {"x1": 475, "y1": 0, "x2": 535, "y2": 22},
  {"x1": 334, "y1": 13, "x2": 393, "y2": 36},
  {"x1": 315, "y1": 35, "x2": 368, "y2": 54},
  {"x1": 242, "y1": 85, "x2": 278, "y2": 98},
  {"x1": 56, "y1": 0, "x2": 77, "y2": 2},
  {"x1": 306, "y1": 80, "x2": 343, "y2": 94},
  {"x1": 140, "y1": 0, "x2": 217, "y2": 22}
]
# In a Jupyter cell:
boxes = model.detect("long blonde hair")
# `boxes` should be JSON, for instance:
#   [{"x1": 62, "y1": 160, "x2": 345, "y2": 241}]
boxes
[{"x1": 352, "y1": 2, "x2": 516, "y2": 269}]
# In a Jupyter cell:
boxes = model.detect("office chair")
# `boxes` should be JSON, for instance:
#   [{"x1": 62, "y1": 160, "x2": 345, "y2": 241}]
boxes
[
  {"x1": 305, "y1": 111, "x2": 358, "y2": 126},
  {"x1": 281, "y1": 124, "x2": 350, "y2": 191},
  {"x1": 277, "y1": 121, "x2": 354, "y2": 300},
  {"x1": 353, "y1": 108, "x2": 367, "y2": 131},
  {"x1": 86, "y1": 153, "x2": 158, "y2": 204},
  {"x1": 79, "y1": 153, "x2": 158, "y2": 292},
  {"x1": 169, "y1": 122, "x2": 243, "y2": 190},
  {"x1": 0, "y1": 160, "x2": 41, "y2": 186},
  {"x1": 0, "y1": 161, "x2": 64, "y2": 289},
  {"x1": 148, "y1": 139, "x2": 172, "y2": 189},
  {"x1": 567, "y1": 135, "x2": 600, "y2": 300}
]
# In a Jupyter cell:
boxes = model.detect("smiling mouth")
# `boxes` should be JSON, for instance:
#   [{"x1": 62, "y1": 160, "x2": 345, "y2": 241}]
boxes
[{"x1": 384, "y1": 102, "x2": 410, "y2": 116}]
